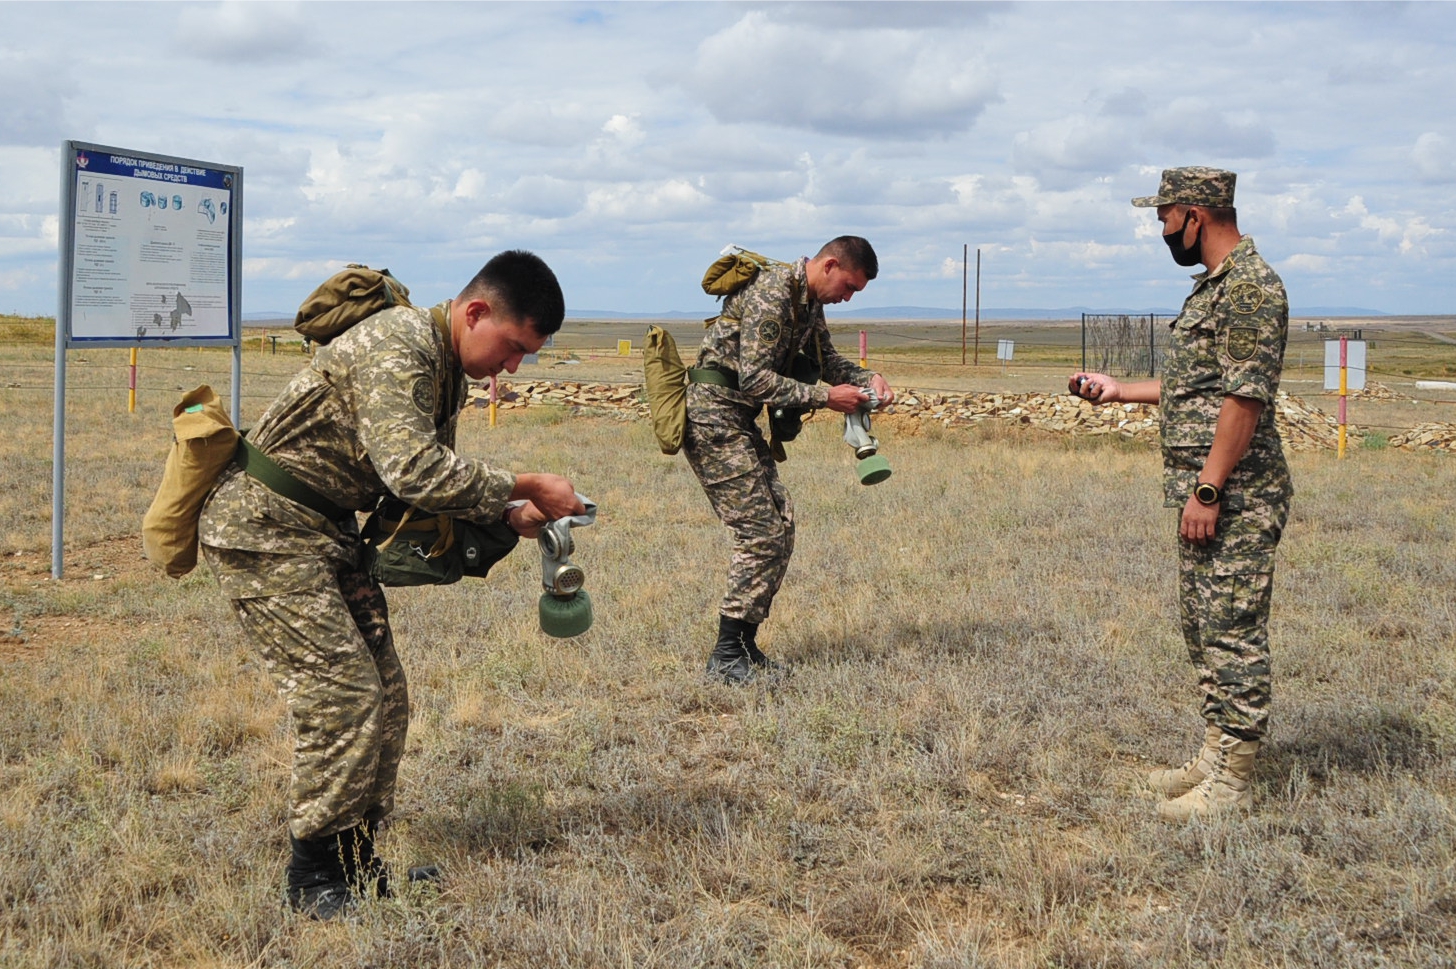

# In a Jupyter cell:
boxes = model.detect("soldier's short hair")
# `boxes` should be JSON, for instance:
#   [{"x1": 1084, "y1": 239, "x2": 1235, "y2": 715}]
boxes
[
  {"x1": 816, "y1": 235, "x2": 879, "y2": 280},
  {"x1": 461, "y1": 250, "x2": 565, "y2": 336},
  {"x1": 1200, "y1": 205, "x2": 1239, "y2": 227}
]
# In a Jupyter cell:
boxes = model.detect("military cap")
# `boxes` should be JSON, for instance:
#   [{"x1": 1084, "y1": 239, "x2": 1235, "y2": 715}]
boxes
[{"x1": 1131, "y1": 167, "x2": 1236, "y2": 208}]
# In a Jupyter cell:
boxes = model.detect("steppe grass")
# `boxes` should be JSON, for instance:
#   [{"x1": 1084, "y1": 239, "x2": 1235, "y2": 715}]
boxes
[{"x1": 0, "y1": 350, "x2": 1453, "y2": 968}]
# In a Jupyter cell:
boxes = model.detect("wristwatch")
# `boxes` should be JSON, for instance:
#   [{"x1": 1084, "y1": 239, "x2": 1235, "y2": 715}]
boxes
[{"x1": 1193, "y1": 481, "x2": 1223, "y2": 506}]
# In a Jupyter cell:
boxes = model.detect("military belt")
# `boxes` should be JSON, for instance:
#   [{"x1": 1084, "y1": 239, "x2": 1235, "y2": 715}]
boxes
[
  {"x1": 687, "y1": 366, "x2": 738, "y2": 390},
  {"x1": 235, "y1": 437, "x2": 353, "y2": 522}
]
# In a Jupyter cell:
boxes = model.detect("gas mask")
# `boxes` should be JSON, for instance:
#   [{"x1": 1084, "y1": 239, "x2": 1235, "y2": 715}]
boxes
[
  {"x1": 843, "y1": 390, "x2": 891, "y2": 485},
  {"x1": 536, "y1": 495, "x2": 597, "y2": 638}
]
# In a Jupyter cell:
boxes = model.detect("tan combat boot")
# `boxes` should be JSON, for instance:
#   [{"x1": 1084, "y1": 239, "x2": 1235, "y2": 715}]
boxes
[
  {"x1": 1157, "y1": 732, "x2": 1259, "y2": 822},
  {"x1": 1147, "y1": 723, "x2": 1224, "y2": 797}
]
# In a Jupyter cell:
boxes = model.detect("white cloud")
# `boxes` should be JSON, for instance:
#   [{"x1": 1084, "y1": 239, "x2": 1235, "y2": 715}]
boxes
[
  {"x1": 1281, "y1": 253, "x2": 1334, "y2": 274},
  {"x1": 173, "y1": 1, "x2": 308, "y2": 62},
  {"x1": 0, "y1": 55, "x2": 75, "y2": 146},
  {"x1": 1413, "y1": 132, "x2": 1456, "y2": 184},
  {"x1": 688, "y1": 11, "x2": 998, "y2": 137},
  {"x1": 243, "y1": 257, "x2": 347, "y2": 282},
  {"x1": 501, "y1": 175, "x2": 586, "y2": 220},
  {"x1": 581, "y1": 180, "x2": 709, "y2": 224},
  {"x1": 1151, "y1": 101, "x2": 1276, "y2": 159},
  {"x1": 0, "y1": 2, "x2": 1451, "y2": 314},
  {"x1": 1336, "y1": 196, "x2": 1446, "y2": 257},
  {"x1": 1011, "y1": 115, "x2": 1133, "y2": 189}
]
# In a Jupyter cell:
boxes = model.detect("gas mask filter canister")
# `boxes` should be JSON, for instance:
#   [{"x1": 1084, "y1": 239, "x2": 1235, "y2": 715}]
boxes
[{"x1": 536, "y1": 495, "x2": 598, "y2": 638}]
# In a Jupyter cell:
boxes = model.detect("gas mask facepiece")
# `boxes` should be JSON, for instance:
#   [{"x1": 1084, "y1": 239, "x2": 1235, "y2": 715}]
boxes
[
  {"x1": 536, "y1": 494, "x2": 597, "y2": 638},
  {"x1": 843, "y1": 390, "x2": 891, "y2": 485}
]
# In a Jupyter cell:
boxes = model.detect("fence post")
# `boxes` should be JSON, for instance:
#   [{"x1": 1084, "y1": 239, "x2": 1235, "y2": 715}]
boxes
[{"x1": 1148, "y1": 314, "x2": 1155, "y2": 377}]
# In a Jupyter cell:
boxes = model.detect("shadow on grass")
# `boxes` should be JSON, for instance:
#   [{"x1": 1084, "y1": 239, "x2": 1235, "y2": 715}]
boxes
[
  {"x1": 789, "y1": 616, "x2": 1058, "y2": 666},
  {"x1": 1262, "y1": 703, "x2": 1448, "y2": 790}
]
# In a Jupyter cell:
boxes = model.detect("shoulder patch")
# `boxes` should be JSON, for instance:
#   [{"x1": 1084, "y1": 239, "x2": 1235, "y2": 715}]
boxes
[
  {"x1": 1227, "y1": 281, "x2": 1266, "y2": 315},
  {"x1": 758, "y1": 318, "x2": 783, "y2": 347},
  {"x1": 1226, "y1": 327, "x2": 1259, "y2": 362},
  {"x1": 411, "y1": 375, "x2": 436, "y2": 415}
]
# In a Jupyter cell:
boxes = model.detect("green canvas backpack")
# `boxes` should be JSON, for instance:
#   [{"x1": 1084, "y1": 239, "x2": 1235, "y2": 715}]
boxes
[
  {"x1": 700, "y1": 247, "x2": 787, "y2": 300},
  {"x1": 295, "y1": 264, "x2": 412, "y2": 346}
]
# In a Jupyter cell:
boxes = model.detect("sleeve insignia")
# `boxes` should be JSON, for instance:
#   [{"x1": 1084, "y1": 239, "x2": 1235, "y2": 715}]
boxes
[
  {"x1": 1226, "y1": 326, "x2": 1259, "y2": 362},
  {"x1": 757, "y1": 318, "x2": 783, "y2": 347},
  {"x1": 1227, "y1": 281, "x2": 1266, "y2": 315},
  {"x1": 411, "y1": 375, "x2": 436, "y2": 415}
]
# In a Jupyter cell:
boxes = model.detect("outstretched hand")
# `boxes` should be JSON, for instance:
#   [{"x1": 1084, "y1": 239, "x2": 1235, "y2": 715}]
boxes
[
  {"x1": 869, "y1": 373, "x2": 895, "y2": 406},
  {"x1": 504, "y1": 501, "x2": 549, "y2": 539},
  {"x1": 1068, "y1": 371, "x2": 1121, "y2": 404},
  {"x1": 511, "y1": 473, "x2": 584, "y2": 522},
  {"x1": 826, "y1": 384, "x2": 869, "y2": 414}
]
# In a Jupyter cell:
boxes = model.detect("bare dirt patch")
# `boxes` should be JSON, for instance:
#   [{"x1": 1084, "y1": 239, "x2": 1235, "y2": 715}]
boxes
[{"x1": 0, "y1": 535, "x2": 164, "y2": 659}]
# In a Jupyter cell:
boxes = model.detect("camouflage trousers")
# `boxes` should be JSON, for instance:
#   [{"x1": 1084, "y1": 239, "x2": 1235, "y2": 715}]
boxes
[
  {"x1": 1175, "y1": 493, "x2": 1289, "y2": 740},
  {"x1": 205, "y1": 546, "x2": 408, "y2": 840},
  {"x1": 683, "y1": 414, "x2": 795, "y2": 624}
]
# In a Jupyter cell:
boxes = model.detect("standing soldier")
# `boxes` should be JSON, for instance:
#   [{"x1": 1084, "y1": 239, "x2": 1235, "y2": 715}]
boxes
[
  {"x1": 1070, "y1": 168, "x2": 1293, "y2": 821},
  {"x1": 199, "y1": 251, "x2": 585, "y2": 917},
  {"x1": 684, "y1": 236, "x2": 895, "y2": 684}
]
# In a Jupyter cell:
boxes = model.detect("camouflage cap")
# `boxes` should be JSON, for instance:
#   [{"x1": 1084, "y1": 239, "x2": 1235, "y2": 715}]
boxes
[{"x1": 1131, "y1": 167, "x2": 1236, "y2": 208}]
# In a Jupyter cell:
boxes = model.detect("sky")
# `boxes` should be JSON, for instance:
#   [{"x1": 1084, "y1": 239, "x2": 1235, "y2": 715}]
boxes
[{"x1": 2, "y1": 1, "x2": 1454, "y2": 319}]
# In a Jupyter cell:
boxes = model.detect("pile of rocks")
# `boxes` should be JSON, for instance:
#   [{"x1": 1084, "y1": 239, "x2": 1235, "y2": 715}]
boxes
[
  {"x1": 1330, "y1": 381, "x2": 1413, "y2": 402},
  {"x1": 1388, "y1": 423, "x2": 1456, "y2": 452},
  {"x1": 468, "y1": 380, "x2": 1384, "y2": 454}
]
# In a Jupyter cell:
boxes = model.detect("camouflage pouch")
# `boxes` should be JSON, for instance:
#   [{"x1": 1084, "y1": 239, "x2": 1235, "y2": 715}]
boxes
[
  {"x1": 361, "y1": 498, "x2": 518, "y2": 586},
  {"x1": 295, "y1": 264, "x2": 412, "y2": 346},
  {"x1": 767, "y1": 351, "x2": 824, "y2": 457}
]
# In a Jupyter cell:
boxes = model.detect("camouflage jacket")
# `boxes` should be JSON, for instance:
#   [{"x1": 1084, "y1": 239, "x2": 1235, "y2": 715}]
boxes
[
  {"x1": 688, "y1": 256, "x2": 872, "y2": 425},
  {"x1": 199, "y1": 301, "x2": 516, "y2": 592},
  {"x1": 1159, "y1": 236, "x2": 1292, "y2": 508}
]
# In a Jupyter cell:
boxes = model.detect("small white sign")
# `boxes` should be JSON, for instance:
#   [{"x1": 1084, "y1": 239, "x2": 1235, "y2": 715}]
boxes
[
  {"x1": 996, "y1": 339, "x2": 1014, "y2": 361},
  {"x1": 1323, "y1": 340, "x2": 1366, "y2": 391}
]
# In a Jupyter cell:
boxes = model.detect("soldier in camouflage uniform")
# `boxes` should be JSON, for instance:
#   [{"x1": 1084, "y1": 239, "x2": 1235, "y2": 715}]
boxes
[
  {"x1": 1071, "y1": 168, "x2": 1293, "y2": 821},
  {"x1": 199, "y1": 250, "x2": 585, "y2": 917},
  {"x1": 684, "y1": 236, "x2": 895, "y2": 684}
]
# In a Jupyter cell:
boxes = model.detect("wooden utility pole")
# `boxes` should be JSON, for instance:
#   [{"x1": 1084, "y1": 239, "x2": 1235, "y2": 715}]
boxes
[
  {"x1": 961, "y1": 244, "x2": 967, "y2": 365},
  {"x1": 974, "y1": 248, "x2": 982, "y2": 365}
]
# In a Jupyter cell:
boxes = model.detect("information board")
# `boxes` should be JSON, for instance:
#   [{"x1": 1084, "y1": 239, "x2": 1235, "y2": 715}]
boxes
[
  {"x1": 59, "y1": 141, "x2": 242, "y2": 346},
  {"x1": 1323, "y1": 340, "x2": 1367, "y2": 392}
]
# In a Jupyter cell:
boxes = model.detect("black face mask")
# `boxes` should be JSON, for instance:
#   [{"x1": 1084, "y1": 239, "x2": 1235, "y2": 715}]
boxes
[{"x1": 1162, "y1": 213, "x2": 1203, "y2": 267}]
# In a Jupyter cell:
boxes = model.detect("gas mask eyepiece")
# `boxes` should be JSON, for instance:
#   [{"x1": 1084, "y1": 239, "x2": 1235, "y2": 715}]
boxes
[{"x1": 537, "y1": 495, "x2": 597, "y2": 637}]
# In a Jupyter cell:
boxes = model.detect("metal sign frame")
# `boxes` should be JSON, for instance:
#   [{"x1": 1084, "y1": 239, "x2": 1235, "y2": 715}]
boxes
[{"x1": 53, "y1": 141, "x2": 244, "y2": 577}]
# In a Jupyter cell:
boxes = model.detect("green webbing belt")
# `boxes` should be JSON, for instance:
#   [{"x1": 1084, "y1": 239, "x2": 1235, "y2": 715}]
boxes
[
  {"x1": 688, "y1": 367, "x2": 738, "y2": 390},
  {"x1": 235, "y1": 437, "x2": 352, "y2": 522}
]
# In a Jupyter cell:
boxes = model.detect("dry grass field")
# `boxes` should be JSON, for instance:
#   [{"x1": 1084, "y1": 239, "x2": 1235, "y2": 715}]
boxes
[{"x1": 1, "y1": 326, "x2": 1453, "y2": 968}]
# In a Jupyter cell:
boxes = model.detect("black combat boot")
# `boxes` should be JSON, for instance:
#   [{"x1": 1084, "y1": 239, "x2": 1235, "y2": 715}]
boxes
[
  {"x1": 743, "y1": 635, "x2": 789, "y2": 677},
  {"x1": 340, "y1": 823, "x2": 389, "y2": 899},
  {"x1": 285, "y1": 831, "x2": 352, "y2": 921},
  {"x1": 707, "y1": 615, "x2": 785, "y2": 684},
  {"x1": 341, "y1": 821, "x2": 442, "y2": 899}
]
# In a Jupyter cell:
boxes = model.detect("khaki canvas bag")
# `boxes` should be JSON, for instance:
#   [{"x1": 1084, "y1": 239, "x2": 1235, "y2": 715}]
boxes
[
  {"x1": 142, "y1": 385, "x2": 241, "y2": 578},
  {"x1": 643, "y1": 326, "x2": 688, "y2": 455},
  {"x1": 295, "y1": 264, "x2": 412, "y2": 346},
  {"x1": 700, "y1": 247, "x2": 785, "y2": 300}
]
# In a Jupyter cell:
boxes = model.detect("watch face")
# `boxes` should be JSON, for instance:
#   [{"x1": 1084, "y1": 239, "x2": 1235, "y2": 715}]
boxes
[{"x1": 1195, "y1": 483, "x2": 1220, "y2": 505}]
